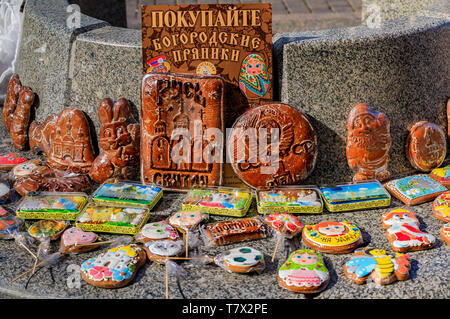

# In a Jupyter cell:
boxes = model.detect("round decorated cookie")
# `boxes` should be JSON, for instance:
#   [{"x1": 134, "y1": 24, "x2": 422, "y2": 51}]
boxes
[
  {"x1": 0, "y1": 214, "x2": 24, "y2": 239},
  {"x1": 60, "y1": 227, "x2": 98, "y2": 253},
  {"x1": 278, "y1": 249, "x2": 330, "y2": 294},
  {"x1": 11, "y1": 159, "x2": 42, "y2": 179},
  {"x1": 263, "y1": 213, "x2": 303, "y2": 238},
  {"x1": 144, "y1": 239, "x2": 185, "y2": 263},
  {"x1": 381, "y1": 208, "x2": 436, "y2": 252},
  {"x1": 440, "y1": 223, "x2": 450, "y2": 244},
  {"x1": 344, "y1": 247, "x2": 411, "y2": 285},
  {"x1": 27, "y1": 219, "x2": 66, "y2": 241},
  {"x1": 80, "y1": 244, "x2": 147, "y2": 288},
  {"x1": 168, "y1": 210, "x2": 205, "y2": 230},
  {"x1": 135, "y1": 221, "x2": 180, "y2": 243},
  {"x1": 222, "y1": 246, "x2": 265, "y2": 273},
  {"x1": 0, "y1": 153, "x2": 27, "y2": 170},
  {"x1": 302, "y1": 221, "x2": 363, "y2": 254},
  {"x1": 432, "y1": 192, "x2": 450, "y2": 222}
]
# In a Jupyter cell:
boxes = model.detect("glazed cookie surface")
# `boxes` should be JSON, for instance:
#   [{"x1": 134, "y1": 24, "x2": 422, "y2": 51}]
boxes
[
  {"x1": 344, "y1": 247, "x2": 411, "y2": 285},
  {"x1": 222, "y1": 247, "x2": 264, "y2": 273},
  {"x1": 381, "y1": 208, "x2": 436, "y2": 252},
  {"x1": 278, "y1": 249, "x2": 329, "y2": 294},
  {"x1": 440, "y1": 223, "x2": 450, "y2": 244},
  {"x1": 135, "y1": 221, "x2": 180, "y2": 243},
  {"x1": 0, "y1": 214, "x2": 24, "y2": 239},
  {"x1": 27, "y1": 219, "x2": 66, "y2": 240},
  {"x1": 432, "y1": 192, "x2": 450, "y2": 222},
  {"x1": 144, "y1": 239, "x2": 185, "y2": 263},
  {"x1": 60, "y1": 227, "x2": 98, "y2": 253},
  {"x1": 263, "y1": 213, "x2": 303, "y2": 238},
  {"x1": 302, "y1": 221, "x2": 363, "y2": 254},
  {"x1": 384, "y1": 175, "x2": 446, "y2": 205},
  {"x1": 168, "y1": 210, "x2": 205, "y2": 230},
  {"x1": 80, "y1": 244, "x2": 146, "y2": 288}
]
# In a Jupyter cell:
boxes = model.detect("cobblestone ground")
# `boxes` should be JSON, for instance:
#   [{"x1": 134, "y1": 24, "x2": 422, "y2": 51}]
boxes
[{"x1": 126, "y1": 0, "x2": 363, "y2": 32}]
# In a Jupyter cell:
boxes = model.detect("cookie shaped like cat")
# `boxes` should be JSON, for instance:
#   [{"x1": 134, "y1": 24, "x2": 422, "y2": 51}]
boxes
[
  {"x1": 80, "y1": 244, "x2": 146, "y2": 288},
  {"x1": 135, "y1": 221, "x2": 180, "y2": 243},
  {"x1": 278, "y1": 249, "x2": 330, "y2": 294},
  {"x1": 381, "y1": 208, "x2": 436, "y2": 252},
  {"x1": 344, "y1": 247, "x2": 411, "y2": 285}
]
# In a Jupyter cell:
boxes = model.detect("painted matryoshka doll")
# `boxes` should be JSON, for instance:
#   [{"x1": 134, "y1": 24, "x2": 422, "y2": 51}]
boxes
[{"x1": 238, "y1": 53, "x2": 270, "y2": 99}]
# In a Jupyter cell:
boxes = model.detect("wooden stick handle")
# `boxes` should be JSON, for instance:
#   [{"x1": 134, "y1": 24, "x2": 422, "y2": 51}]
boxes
[
  {"x1": 271, "y1": 236, "x2": 282, "y2": 262},
  {"x1": 18, "y1": 242, "x2": 37, "y2": 259},
  {"x1": 165, "y1": 263, "x2": 169, "y2": 299}
]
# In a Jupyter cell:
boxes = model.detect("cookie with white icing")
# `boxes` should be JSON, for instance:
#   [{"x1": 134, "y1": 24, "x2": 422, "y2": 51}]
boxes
[
  {"x1": 278, "y1": 249, "x2": 330, "y2": 294},
  {"x1": 302, "y1": 221, "x2": 363, "y2": 254},
  {"x1": 381, "y1": 208, "x2": 436, "y2": 252},
  {"x1": 263, "y1": 213, "x2": 303, "y2": 238},
  {"x1": 222, "y1": 246, "x2": 265, "y2": 273},
  {"x1": 168, "y1": 210, "x2": 205, "y2": 230},
  {"x1": 80, "y1": 244, "x2": 146, "y2": 288},
  {"x1": 134, "y1": 221, "x2": 180, "y2": 243},
  {"x1": 144, "y1": 239, "x2": 185, "y2": 263}
]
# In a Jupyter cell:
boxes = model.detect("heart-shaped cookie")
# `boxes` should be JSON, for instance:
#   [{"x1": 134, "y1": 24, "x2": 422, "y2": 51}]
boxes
[{"x1": 61, "y1": 227, "x2": 98, "y2": 253}]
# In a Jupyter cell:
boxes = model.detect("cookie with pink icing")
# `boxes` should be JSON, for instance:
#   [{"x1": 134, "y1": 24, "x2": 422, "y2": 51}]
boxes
[
  {"x1": 135, "y1": 220, "x2": 180, "y2": 243},
  {"x1": 441, "y1": 223, "x2": 450, "y2": 244},
  {"x1": 278, "y1": 249, "x2": 330, "y2": 294},
  {"x1": 60, "y1": 227, "x2": 99, "y2": 253},
  {"x1": 263, "y1": 213, "x2": 303, "y2": 238},
  {"x1": 381, "y1": 208, "x2": 436, "y2": 252}
]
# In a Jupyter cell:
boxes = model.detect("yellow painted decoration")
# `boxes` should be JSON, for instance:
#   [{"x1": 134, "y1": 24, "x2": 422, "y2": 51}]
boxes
[{"x1": 303, "y1": 221, "x2": 361, "y2": 247}]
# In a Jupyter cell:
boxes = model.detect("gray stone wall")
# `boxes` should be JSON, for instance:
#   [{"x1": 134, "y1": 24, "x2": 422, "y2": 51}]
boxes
[{"x1": 11, "y1": 0, "x2": 450, "y2": 184}]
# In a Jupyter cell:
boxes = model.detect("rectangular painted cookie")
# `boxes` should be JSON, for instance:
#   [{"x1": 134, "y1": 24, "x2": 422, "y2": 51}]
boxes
[
  {"x1": 256, "y1": 186, "x2": 323, "y2": 214},
  {"x1": 429, "y1": 166, "x2": 450, "y2": 187},
  {"x1": 16, "y1": 192, "x2": 88, "y2": 220},
  {"x1": 92, "y1": 180, "x2": 162, "y2": 209},
  {"x1": 384, "y1": 175, "x2": 447, "y2": 205},
  {"x1": 140, "y1": 73, "x2": 225, "y2": 191},
  {"x1": 319, "y1": 180, "x2": 391, "y2": 212},
  {"x1": 202, "y1": 217, "x2": 268, "y2": 246},
  {"x1": 182, "y1": 187, "x2": 252, "y2": 217},
  {"x1": 76, "y1": 203, "x2": 151, "y2": 235}
]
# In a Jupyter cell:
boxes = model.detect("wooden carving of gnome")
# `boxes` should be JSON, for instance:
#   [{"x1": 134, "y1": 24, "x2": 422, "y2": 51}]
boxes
[
  {"x1": 346, "y1": 103, "x2": 391, "y2": 182},
  {"x1": 89, "y1": 98, "x2": 140, "y2": 184}
]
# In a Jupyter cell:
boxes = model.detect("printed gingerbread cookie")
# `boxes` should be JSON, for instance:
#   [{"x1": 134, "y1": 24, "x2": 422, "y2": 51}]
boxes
[
  {"x1": 80, "y1": 244, "x2": 146, "y2": 288},
  {"x1": 221, "y1": 247, "x2": 265, "y2": 273},
  {"x1": 135, "y1": 221, "x2": 180, "y2": 243},
  {"x1": 143, "y1": 239, "x2": 185, "y2": 263},
  {"x1": 0, "y1": 153, "x2": 27, "y2": 170},
  {"x1": 381, "y1": 208, "x2": 436, "y2": 252},
  {"x1": 302, "y1": 221, "x2": 363, "y2": 254},
  {"x1": 440, "y1": 223, "x2": 450, "y2": 244},
  {"x1": 263, "y1": 213, "x2": 303, "y2": 238},
  {"x1": 60, "y1": 227, "x2": 99, "y2": 253},
  {"x1": 343, "y1": 247, "x2": 411, "y2": 285},
  {"x1": 11, "y1": 159, "x2": 42, "y2": 179},
  {"x1": 384, "y1": 175, "x2": 446, "y2": 205},
  {"x1": 278, "y1": 249, "x2": 330, "y2": 294},
  {"x1": 432, "y1": 192, "x2": 450, "y2": 222}
]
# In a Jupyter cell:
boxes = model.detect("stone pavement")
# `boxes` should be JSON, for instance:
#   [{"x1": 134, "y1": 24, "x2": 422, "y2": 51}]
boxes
[{"x1": 126, "y1": 0, "x2": 363, "y2": 32}]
